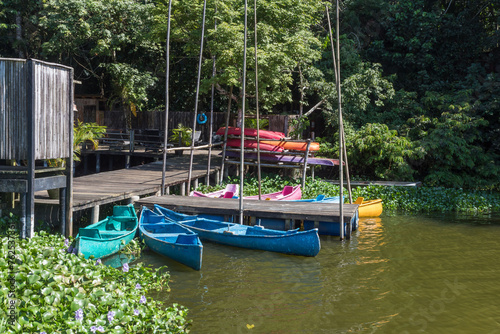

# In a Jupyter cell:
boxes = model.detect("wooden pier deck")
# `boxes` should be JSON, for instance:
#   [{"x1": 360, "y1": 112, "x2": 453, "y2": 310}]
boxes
[
  {"x1": 136, "y1": 194, "x2": 359, "y2": 226},
  {"x1": 35, "y1": 150, "x2": 222, "y2": 213}
]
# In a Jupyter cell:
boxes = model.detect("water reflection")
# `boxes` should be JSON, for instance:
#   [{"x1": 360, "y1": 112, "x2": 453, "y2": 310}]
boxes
[{"x1": 139, "y1": 215, "x2": 500, "y2": 333}]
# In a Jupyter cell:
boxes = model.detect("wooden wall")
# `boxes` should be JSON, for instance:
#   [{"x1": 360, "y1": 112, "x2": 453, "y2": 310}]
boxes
[{"x1": 0, "y1": 58, "x2": 73, "y2": 160}]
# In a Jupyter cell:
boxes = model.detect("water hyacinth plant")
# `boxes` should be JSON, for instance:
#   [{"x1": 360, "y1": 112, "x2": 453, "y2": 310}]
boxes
[{"x1": 0, "y1": 231, "x2": 190, "y2": 333}]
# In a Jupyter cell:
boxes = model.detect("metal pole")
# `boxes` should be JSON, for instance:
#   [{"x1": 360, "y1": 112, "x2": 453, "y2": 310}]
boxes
[
  {"x1": 188, "y1": 0, "x2": 208, "y2": 193},
  {"x1": 239, "y1": 0, "x2": 249, "y2": 224},
  {"x1": 326, "y1": 3, "x2": 345, "y2": 239},
  {"x1": 336, "y1": 0, "x2": 345, "y2": 240},
  {"x1": 254, "y1": 0, "x2": 262, "y2": 200},
  {"x1": 206, "y1": 7, "x2": 217, "y2": 186},
  {"x1": 161, "y1": 0, "x2": 173, "y2": 195}
]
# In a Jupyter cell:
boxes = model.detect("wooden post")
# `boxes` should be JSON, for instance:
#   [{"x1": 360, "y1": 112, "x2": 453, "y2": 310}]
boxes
[
  {"x1": 301, "y1": 140, "x2": 312, "y2": 190},
  {"x1": 194, "y1": 178, "x2": 199, "y2": 190},
  {"x1": 96, "y1": 153, "x2": 101, "y2": 173},
  {"x1": 91, "y1": 205, "x2": 100, "y2": 224},
  {"x1": 180, "y1": 183, "x2": 186, "y2": 196},
  {"x1": 20, "y1": 192, "x2": 26, "y2": 239},
  {"x1": 84, "y1": 156, "x2": 88, "y2": 175},
  {"x1": 65, "y1": 67, "x2": 74, "y2": 238},
  {"x1": 129, "y1": 129, "x2": 135, "y2": 153},
  {"x1": 60, "y1": 188, "x2": 66, "y2": 236},
  {"x1": 126, "y1": 155, "x2": 130, "y2": 169},
  {"x1": 26, "y1": 60, "x2": 36, "y2": 238}
]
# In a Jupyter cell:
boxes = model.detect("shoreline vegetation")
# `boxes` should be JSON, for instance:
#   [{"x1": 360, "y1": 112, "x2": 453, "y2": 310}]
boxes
[{"x1": 196, "y1": 175, "x2": 500, "y2": 215}]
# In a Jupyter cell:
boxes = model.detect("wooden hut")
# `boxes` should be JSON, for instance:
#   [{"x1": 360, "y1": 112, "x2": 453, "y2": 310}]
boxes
[{"x1": 0, "y1": 58, "x2": 74, "y2": 238}]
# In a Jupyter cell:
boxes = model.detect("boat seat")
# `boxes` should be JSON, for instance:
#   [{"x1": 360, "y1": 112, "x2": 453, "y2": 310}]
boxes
[
  {"x1": 282, "y1": 185, "x2": 294, "y2": 196},
  {"x1": 176, "y1": 234, "x2": 198, "y2": 245},
  {"x1": 78, "y1": 228, "x2": 102, "y2": 239},
  {"x1": 223, "y1": 191, "x2": 234, "y2": 199},
  {"x1": 100, "y1": 231, "x2": 127, "y2": 237}
]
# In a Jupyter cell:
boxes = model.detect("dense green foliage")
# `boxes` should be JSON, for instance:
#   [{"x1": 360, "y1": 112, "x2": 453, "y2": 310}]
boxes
[
  {"x1": 0, "y1": 228, "x2": 190, "y2": 333},
  {"x1": 0, "y1": 0, "x2": 498, "y2": 188},
  {"x1": 196, "y1": 175, "x2": 500, "y2": 215}
]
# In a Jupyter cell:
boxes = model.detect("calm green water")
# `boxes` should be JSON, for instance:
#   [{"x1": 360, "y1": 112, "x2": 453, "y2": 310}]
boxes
[{"x1": 141, "y1": 214, "x2": 500, "y2": 333}]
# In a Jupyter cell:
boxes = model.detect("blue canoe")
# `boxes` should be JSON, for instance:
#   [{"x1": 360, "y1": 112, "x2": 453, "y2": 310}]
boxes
[
  {"x1": 75, "y1": 204, "x2": 138, "y2": 259},
  {"x1": 295, "y1": 195, "x2": 358, "y2": 235},
  {"x1": 154, "y1": 205, "x2": 321, "y2": 257},
  {"x1": 293, "y1": 194, "x2": 341, "y2": 203},
  {"x1": 139, "y1": 207, "x2": 203, "y2": 270},
  {"x1": 250, "y1": 195, "x2": 358, "y2": 235}
]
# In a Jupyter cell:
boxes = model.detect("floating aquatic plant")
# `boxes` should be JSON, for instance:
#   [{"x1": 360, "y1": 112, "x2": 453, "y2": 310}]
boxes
[{"x1": 0, "y1": 231, "x2": 190, "y2": 333}]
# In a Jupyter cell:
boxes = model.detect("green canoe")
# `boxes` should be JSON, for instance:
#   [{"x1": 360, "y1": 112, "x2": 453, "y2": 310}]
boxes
[{"x1": 75, "y1": 204, "x2": 138, "y2": 259}]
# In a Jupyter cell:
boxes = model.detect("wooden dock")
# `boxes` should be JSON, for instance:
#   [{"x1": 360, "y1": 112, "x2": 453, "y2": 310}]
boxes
[
  {"x1": 35, "y1": 150, "x2": 222, "y2": 220},
  {"x1": 136, "y1": 195, "x2": 359, "y2": 236}
]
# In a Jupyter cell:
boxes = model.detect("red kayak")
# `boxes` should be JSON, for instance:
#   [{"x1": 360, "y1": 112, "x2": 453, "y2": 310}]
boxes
[
  {"x1": 226, "y1": 138, "x2": 284, "y2": 152},
  {"x1": 216, "y1": 127, "x2": 285, "y2": 139},
  {"x1": 260, "y1": 140, "x2": 320, "y2": 152}
]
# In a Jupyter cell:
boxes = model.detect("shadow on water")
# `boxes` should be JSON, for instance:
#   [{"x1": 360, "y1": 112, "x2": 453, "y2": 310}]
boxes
[{"x1": 139, "y1": 214, "x2": 500, "y2": 333}]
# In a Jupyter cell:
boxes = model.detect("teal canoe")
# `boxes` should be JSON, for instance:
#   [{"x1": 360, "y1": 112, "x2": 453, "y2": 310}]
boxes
[{"x1": 75, "y1": 204, "x2": 138, "y2": 259}]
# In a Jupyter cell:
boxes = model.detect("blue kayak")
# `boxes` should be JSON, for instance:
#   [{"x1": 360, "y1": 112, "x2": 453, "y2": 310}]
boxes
[
  {"x1": 139, "y1": 207, "x2": 203, "y2": 270},
  {"x1": 154, "y1": 205, "x2": 321, "y2": 257}
]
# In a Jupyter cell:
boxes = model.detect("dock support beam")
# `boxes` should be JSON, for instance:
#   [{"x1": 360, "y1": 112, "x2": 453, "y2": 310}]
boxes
[
  {"x1": 96, "y1": 154, "x2": 101, "y2": 173},
  {"x1": 91, "y1": 205, "x2": 100, "y2": 224}
]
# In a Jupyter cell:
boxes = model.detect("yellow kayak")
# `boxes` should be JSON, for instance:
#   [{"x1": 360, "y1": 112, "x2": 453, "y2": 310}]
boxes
[{"x1": 354, "y1": 197, "x2": 383, "y2": 217}]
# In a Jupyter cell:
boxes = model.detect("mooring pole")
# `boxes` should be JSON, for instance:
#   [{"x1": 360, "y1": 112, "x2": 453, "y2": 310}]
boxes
[
  {"x1": 188, "y1": 0, "x2": 208, "y2": 193},
  {"x1": 239, "y1": 0, "x2": 249, "y2": 224},
  {"x1": 206, "y1": 8, "x2": 217, "y2": 186},
  {"x1": 161, "y1": 0, "x2": 173, "y2": 195}
]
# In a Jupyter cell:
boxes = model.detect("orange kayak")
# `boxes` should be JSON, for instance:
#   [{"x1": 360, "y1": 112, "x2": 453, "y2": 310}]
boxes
[{"x1": 259, "y1": 140, "x2": 320, "y2": 152}]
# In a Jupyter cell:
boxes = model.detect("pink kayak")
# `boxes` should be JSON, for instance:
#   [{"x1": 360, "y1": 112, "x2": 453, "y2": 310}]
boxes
[
  {"x1": 217, "y1": 127, "x2": 285, "y2": 139},
  {"x1": 226, "y1": 138, "x2": 284, "y2": 152},
  {"x1": 244, "y1": 185, "x2": 302, "y2": 201},
  {"x1": 190, "y1": 184, "x2": 239, "y2": 198}
]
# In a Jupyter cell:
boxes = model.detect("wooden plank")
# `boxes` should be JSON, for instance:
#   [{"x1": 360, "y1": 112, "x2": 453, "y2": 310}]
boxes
[
  {"x1": 34, "y1": 151, "x2": 223, "y2": 212},
  {"x1": 136, "y1": 195, "x2": 358, "y2": 224},
  {"x1": 0, "y1": 179, "x2": 27, "y2": 192},
  {"x1": 34, "y1": 175, "x2": 66, "y2": 191}
]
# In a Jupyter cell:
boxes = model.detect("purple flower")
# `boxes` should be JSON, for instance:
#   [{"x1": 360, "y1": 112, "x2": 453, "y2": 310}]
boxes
[
  {"x1": 95, "y1": 259, "x2": 102, "y2": 265},
  {"x1": 135, "y1": 283, "x2": 141, "y2": 289},
  {"x1": 41, "y1": 332, "x2": 47, "y2": 334},
  {"x1": 75, "y1": 308, "x2": 83, "y2": 321},
  {"x1": 64, "y1": 239, "x2": 69, "y2": 247},
  {"x1": 139, "y1": 295, "x2": 147, "y2": 304},
  {"x1": 107, "y1": 310, "x2": 115, "y2": 322},
  {"x1": 67, "y1": 245, "x2": 73, "y2": 253},
  {"x1": 91, "y1": 326, "x2": 105, "y2": 333},
  {"x1": 133, "y1": 309, "x2": 140, "y2": 316},
  {"x1": 72, "y1": 247, "x2": 78, "y2": 255},
  {"x1": 122, "y1": 263, "x2": 129, "y2": 272}
]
